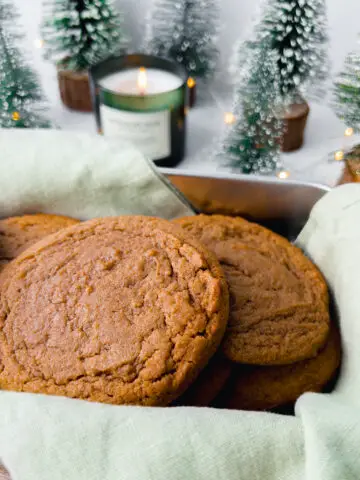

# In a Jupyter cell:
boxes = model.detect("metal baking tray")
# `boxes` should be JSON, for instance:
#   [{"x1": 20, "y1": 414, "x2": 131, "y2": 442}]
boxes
[
  {"x1": 161, "y1": 169, "x2": 339, "y2": 410},
  {"x1": 161, "y1": 168, "x2": 330, "y2": 240}
]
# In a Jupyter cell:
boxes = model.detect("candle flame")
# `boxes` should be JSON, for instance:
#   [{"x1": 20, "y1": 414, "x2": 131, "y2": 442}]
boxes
[{"x1": 138, "y1": 67, "x2": 147, "y2": 94}]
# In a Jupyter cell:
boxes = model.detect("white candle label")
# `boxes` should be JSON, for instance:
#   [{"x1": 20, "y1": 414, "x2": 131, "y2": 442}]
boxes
[{"x1": 100, "y1": 105, "x2": 171, "y2": 161}]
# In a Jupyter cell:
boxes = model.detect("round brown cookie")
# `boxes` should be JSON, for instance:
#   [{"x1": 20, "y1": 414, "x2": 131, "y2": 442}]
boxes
[
  {"x1": 0, "y1": 216, "x2": 229, "y2": 406},
  {"x1": 174, "y1": 215, "x2": 330, "y2": 365},
  {"x1": 174, "y1": 353, "x2": 233, "y2": 407},
  {"x1": 219, "y1": 323, "x2": 341, "y2": 411},
  {"x1": 0, "y1": 214, "x2": 80, "y2": 266}
]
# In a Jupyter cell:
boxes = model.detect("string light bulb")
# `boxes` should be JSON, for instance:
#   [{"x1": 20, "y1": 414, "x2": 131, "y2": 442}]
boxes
[
  {"x1": 34, "y1": 38, "x2": 44, "y2": 49},
  {"x1": 345, "y1": 127, "x2": 354, "y2": 137},
  {"x1": 12, "y1": 111, "x2": 20, "y2": 121},
  {"x1": 187, "y1": 77, "x2": 196, "y2": 89},
  {"x1": 276, "y1": 170, "x2": 290, "y2": 180},
  {"x1": 334, "y1": 150, "x2": 344, "y2": 161},
  {"x1": 224, "y1": 112, "x2": 236, "y2": 125}
]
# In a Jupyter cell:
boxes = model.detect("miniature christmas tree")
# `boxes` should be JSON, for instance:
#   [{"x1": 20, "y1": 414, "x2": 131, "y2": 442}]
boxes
[
  {"x1": 42, "y1": 0, "x2": 127, "y2": 72},
  {"x1": 232, "y1": 0, "x2": 328, "y2": 102},
  {"x1": 229, "y1": 0, "x2": 328, "y2": 153},
  {"x1": 333, "y1": 43, "x2": 360, "y2": 132},
  {"x1": 0, "y1": 0, "x2": 51, "y2": 128},
  {"x1": 262, "y1": 0, "x2": 328, "y2": 101},
  {"x1": 223, "y1": 41, "x2": 283, "y2": 174},
  {"x1": 145, "y1": 0, "x2": 219, "y2": 80}
]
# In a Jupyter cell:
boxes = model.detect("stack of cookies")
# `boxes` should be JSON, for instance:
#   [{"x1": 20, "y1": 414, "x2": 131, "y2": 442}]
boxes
[
  {"x1": 0, "y1": 213, "x2": 340, "y2": 411},
  {"x1": 174, "y1": 215, "x2": 341, "y2": 410}
]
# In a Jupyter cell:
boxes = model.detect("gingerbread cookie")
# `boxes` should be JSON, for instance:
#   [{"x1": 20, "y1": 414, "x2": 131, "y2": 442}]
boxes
[
  {"x1": 174, "y1": 353, "x2": 233, "y2": 407},
  {"x1": 0, "y1": 214, "x2": 80, "y2": 267},
  {"x1": 220, "y1": 324, "x2": 341, "y2": 411},
  {"x1": 0, "y1": 216, "x2": 229, "y2": 406},
  {"x1": 175, "y1": 215, "x2": 330, "y2": 365}
]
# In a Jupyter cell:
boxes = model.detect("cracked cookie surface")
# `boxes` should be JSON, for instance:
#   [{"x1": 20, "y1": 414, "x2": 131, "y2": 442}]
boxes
[
  {"x1": 175, "y1": 215, "x2": 330, "y2": 365},
  {"x1": 0, "y1": 214, "x2": 79, "y2": 268},
  {"x1": 0, "y1": 216, "x2": 229, "y2": 406}
]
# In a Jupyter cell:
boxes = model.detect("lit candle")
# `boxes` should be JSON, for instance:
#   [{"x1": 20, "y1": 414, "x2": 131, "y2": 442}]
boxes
[
  {"x1": 90, "y1": 55, "x2": 187, "y2": 168},
  {"x1": 100, "y1": 67, "x2": 183, "y2": 96}
]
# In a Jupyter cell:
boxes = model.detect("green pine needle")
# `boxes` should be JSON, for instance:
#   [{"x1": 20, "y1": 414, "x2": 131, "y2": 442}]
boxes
[
  {"x1": 223, "y1": 41, "x2": 283, "y2": 174},
  {"x1": 42, "y1": 0, "x2": 128, "y2": 72},
  {"x1": 0, "y1": 0, "x2": 52, "y2": 129},
  {"x1": 333, "y1": 48, "x2": 360, "y2": 131},
  {"x1": 145, "y1": 0, "x2": 219, "y2": 79}
]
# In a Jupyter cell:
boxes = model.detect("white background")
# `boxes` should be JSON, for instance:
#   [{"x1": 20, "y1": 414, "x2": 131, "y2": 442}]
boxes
[{"x1": 12, "y1": 0, "x2": 360, "y2": 185}]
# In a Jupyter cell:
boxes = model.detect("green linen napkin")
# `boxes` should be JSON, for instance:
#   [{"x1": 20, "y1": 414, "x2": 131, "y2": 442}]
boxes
[{"x1": 0, "y1": 129, "x2": 194, "y2": 220}]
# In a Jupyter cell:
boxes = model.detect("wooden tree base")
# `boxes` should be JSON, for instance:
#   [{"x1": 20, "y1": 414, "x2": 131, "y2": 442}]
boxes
[
  {"x1": 281, "y1": 102, "x2": 310, "y2": 152},
  {"x1": 57, "y1": 68, "x2": 93, "y2": 112},
  {"x1": 337, "y1": 147, "x2": 360, "y2": 185},
  {"x1": 338, "y1": 163, "x2": 355, "y2": 185}
]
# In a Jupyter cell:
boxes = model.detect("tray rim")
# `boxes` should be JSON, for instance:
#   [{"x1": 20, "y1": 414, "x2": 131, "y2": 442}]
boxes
[{"x1": 159, "y1": 167, "x2": 332, "y2": 193}]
